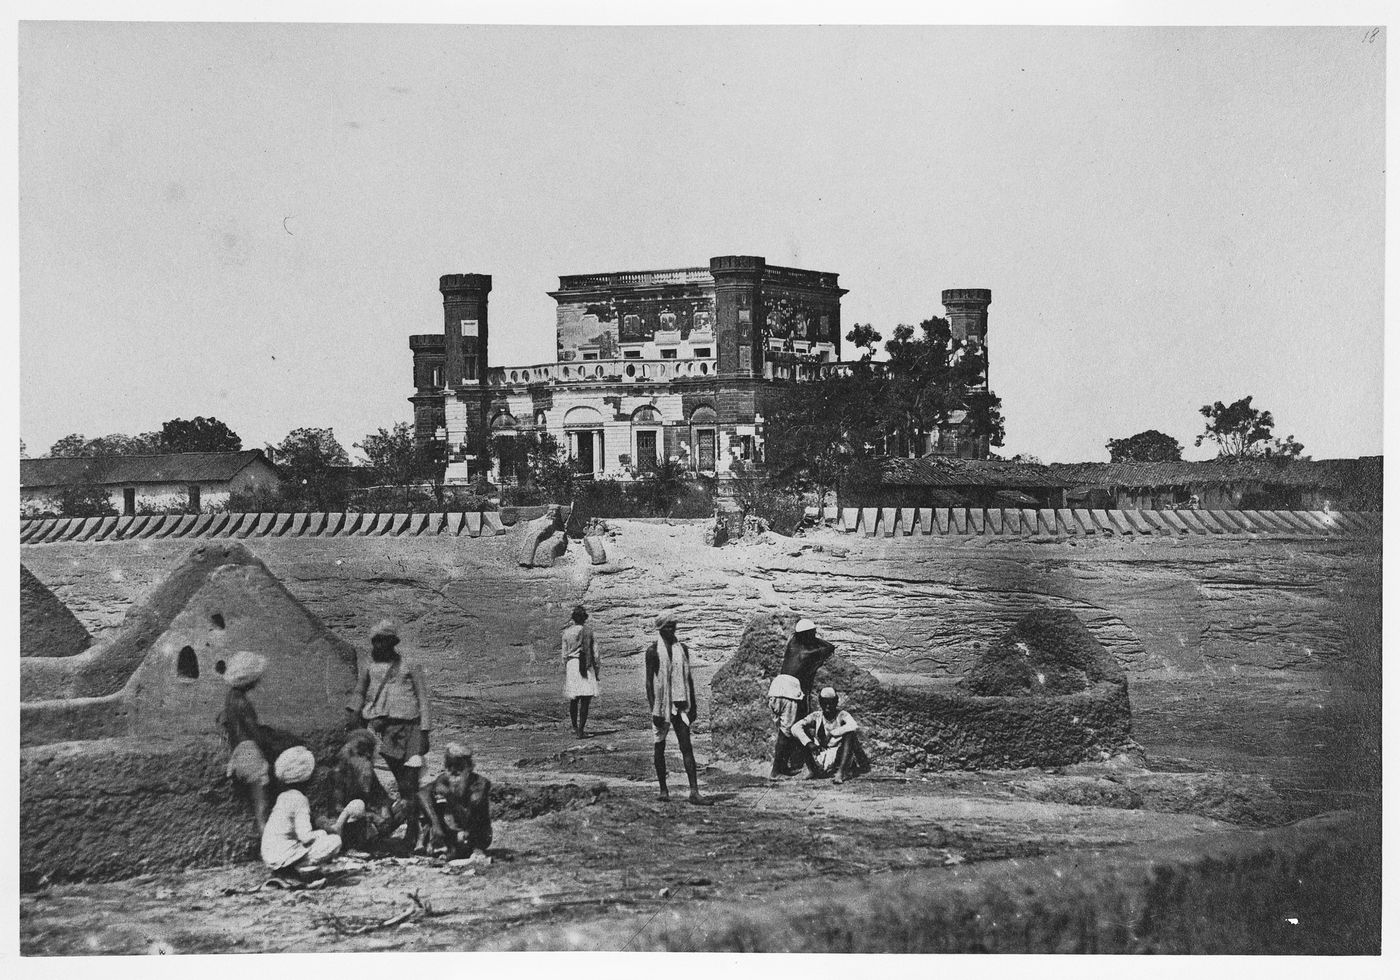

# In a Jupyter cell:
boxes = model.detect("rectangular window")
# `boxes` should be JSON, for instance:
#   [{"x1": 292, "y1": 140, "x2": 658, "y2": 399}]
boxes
[
  {"x1": 738, "y1": 309, "x2": 751, "y2": 325},
  {"x1": 622, "y1": 314, "x2": 643, "y2": 338},
  {"x1": 187, "y1": 485, "x2": 201, "y2": 512},
  {"x1": 636, "y1": 430, "x2": 658, "y2": 467},
  {"x1": 463, "y1": 356, "x2": 478, "y2": 380},
  {"x1": 430, "y1": 366, "x2": 443, "y2": 387},
  {"x1": 692, "y1": 347, "x2": 711, "y2": 358},
  {"x1": 461, "y1": 319, "x2": 479, "y2": 338},
  {"x1": 661, "y1": 349, "x2": 678, "y2": 359},
  {"x1": 582, "y1": 352, "x2": 599, "y2": 361},
  {"x1": 623, "y1": 350, "x2": 642, "y2": 359},
  {"x1": 123, "y1": 488, "x2": 136, "y2": 516}
]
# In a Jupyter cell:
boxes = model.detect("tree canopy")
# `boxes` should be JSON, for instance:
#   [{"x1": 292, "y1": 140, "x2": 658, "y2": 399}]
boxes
[
  {"x1": 46, "y1": 418, "x2": 243, "y2": 457},
  {"x1": 356, "y1": 422, "x2": 445, "y2": 506},
  {"x1": 764, "y1": 313, "x2": 1004, "y2": 503},
  {"x1": 162, "y1": 417, "x2": 243, "y2": 453},
  {"x1": 1196, "y1": 396, "x2": 1305, "y2": 459},
  {"x1": 1106, "y1": 429, "x2": 1183, "y2": 463},
  {"x1": 47, "y1": 431, "x2": 164, "y2": 457},
  {"x1": 268, "y1": 427, "x2": 352, "y2": 510}
]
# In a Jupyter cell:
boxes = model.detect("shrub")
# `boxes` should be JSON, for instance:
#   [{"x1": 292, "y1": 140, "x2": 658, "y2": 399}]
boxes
[
  {"x1": 438, "y1": 489, "x2": 497, "y2": 512},
  {"x1": 56, "y1": 483, "x2": 119, "y2": 518},
  {"x1": 747, "y1": 489, "x2": 805, "y2": 536},
  {"x1": 222, "y1": 484, "x2": 295, "y2": 513},
  {"x1": 499, "y1": 485, "x2": 549, "y2": 507}
]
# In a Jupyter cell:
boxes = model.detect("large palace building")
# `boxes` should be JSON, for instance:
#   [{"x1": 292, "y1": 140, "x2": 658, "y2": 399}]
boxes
[{"x1": 409, "y1": 255, "x2": 990, "y2": 483}]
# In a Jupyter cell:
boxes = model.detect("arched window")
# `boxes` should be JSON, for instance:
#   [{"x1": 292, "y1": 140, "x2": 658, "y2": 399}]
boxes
[
  {"x1": 689, "y1": 405, "x2": 718, "y2": 425},
  {"x1": 632, "y1": 405, "x2": 662, "y2": 424}
]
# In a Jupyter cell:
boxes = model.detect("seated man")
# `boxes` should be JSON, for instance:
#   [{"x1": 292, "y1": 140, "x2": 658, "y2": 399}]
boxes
[
  {"x1": 261, "y1": 746, "x2": 345, "y2": 886},
  {"x1": 316, "y1": 729, "x2": 398, "y2": 853},
  {"x1": 789, "y1": 687, "x2": 871, "y2": 784},
  {"x1": 418, "y1": 743, "x2": 493, "y2": 859}
]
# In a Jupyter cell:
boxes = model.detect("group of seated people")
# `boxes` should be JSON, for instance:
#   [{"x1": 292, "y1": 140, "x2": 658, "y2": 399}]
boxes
[{"x1": 219, "y1": 649, "x2": 491, "y2": 887}]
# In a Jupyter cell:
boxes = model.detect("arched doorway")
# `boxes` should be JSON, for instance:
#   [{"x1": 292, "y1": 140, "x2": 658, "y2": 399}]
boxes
[
  {"x1": 631, "y1": 405, "x2": 663, "y2": 472},
  {"x1": 563, "y1": 405, "x2": 606, "y2": 475}
]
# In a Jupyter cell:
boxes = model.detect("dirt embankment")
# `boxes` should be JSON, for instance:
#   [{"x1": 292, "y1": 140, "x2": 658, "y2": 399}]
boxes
[{"x1": 18, "y1": 521, "x2": 1381, "y2": 952}]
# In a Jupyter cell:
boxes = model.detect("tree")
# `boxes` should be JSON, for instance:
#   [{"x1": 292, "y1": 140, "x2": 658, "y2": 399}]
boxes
[
  {"x1": 764, "y1": 362, "x2": 885, "y2": 506},
  {"x1": 161, "y1": 416, "x2": 243, "y2": 453},
  {"x1": 1105, "y1": 429, "x2": 1183, "y2": 463},
  {"x1": 1196, "y1": 396, "x2": 1305, "y2": 459},
  {"x1": 356, "y1": 422, "x2": 431, "y2": 507},
  {"x1": 535, "y1": 433, "x2": 576, "y2": 503},
  {"x1": 268, "y1": 427, "x2": 351, "y2": 510},
  {"x1": 47, "y1": 433, "x2": 93, "y2": 457},
  {"x1": 46, "y1": 431, "x2": 163, "y2": 457},
  {"x1": 845, "y1": 323, "x2": 883, "y2": 360},
  {"x1": 881, "y1": 316, "x2": 1004, "y2": 457}
]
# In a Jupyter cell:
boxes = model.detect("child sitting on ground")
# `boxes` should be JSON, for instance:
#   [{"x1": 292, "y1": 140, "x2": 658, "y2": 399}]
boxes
[
  {"x1": 418, "y1": 743, "x2": 493, "y2": 860},
  {"x1": 262, "y1": 746, "x2": 353, "y2": 885},
  {"x1": 316, "y1": 729, "x2": 397, "y2": 854}
]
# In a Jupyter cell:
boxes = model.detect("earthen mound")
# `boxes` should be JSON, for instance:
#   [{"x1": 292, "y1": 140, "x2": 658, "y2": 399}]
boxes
[
  {"x1": 711, "y1": 607, "x2": 1139, "y2": 771},
  {"x1": 962, "y1": 607, "x2": 1126, "y2": 696},
  {"x1": 21, "y1": 540, "x2": 359, "y2": 746},
  {"x1": 20, "y1": 564, "x2": 92, "y2": 658},
  {"x1": 710, "y1": 612, "x2": 881, "y2": 762}
]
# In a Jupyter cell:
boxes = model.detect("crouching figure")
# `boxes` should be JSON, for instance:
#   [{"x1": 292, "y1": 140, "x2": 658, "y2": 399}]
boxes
[
  {"x1": 261, "y1": 746, "x2": 343, "y2": 885},
  {"x1": 790, "y1": 687, "x2": 871, "y2": 784},
  {"x1": 418, "y1": 743, "x2": 493, "y2": 859},
  {"x1": 315, "y1": 729, "x2": 399, "y2": 853}
]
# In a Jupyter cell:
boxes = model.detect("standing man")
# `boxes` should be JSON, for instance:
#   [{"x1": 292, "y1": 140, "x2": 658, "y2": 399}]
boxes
[
  {"x1": 645, "y1": 612, "x2": 702, "y2": 804},
  {"x1": 349, "y1": 619, "x2": 432, "y2": 853},
  {"x1": 766, "y1": 618, "x2": 835, "y2": 778}
]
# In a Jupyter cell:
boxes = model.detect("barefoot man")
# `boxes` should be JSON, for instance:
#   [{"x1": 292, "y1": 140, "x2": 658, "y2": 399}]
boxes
[
  {"x1": 645, "y1": 612, "x2": 703, "y2": 804},
  {"x1": 767, "y1": 618, "x2": 835, "y2": 778}
]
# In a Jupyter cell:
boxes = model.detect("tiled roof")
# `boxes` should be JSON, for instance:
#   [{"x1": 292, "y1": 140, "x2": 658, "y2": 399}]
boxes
[
  {"x1": 20, "y1": 450, "x2": 274, "y2": 489},
  {"x1": 1046, "y1": 457, "x2": 1382, "y2": 491},
  {"x1": 878, "y1": 456, "x2": 1072, "y2": 489}
]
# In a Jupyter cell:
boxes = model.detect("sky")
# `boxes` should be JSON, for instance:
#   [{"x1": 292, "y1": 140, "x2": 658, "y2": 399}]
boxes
[{"x1": 16, "y1": 22, "x2": 1386, "y2": 463}]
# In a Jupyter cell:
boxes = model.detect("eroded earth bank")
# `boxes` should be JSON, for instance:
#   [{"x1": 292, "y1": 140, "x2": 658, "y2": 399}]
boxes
[{"x1": 19, "y1": 519, "x2": 1381, "y2": 953}]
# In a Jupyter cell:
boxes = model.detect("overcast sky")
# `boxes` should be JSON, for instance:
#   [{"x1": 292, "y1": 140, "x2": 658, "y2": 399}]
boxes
[{"x1": 17, "y1": 23, "x2": 1385, "y2": 462}]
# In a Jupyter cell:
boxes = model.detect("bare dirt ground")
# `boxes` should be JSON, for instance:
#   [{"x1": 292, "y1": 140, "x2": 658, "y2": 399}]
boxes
[
  {"x1": 19, "y1": 523, "x2": 1380, "y2": 953},
  {"x1": 19, "y1": 668, "x2": 1368, "y2": 954}
]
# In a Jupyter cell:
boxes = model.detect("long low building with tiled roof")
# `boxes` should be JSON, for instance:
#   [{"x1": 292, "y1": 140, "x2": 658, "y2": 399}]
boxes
[
  {"x1": 20, "y1": 450, "x2": 283, "y2": 517},
  {"x1": 1046, "y1": 457, "x2": 1381, "y2": 511},
  {"x1": 860, "y1": 455, "x2": 1381, "y2": 512}
]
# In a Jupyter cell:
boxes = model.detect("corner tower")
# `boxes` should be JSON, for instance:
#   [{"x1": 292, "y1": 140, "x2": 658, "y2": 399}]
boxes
[
  {"x1": 710, "y1": 255, "x2": 765, "y2": 378},
  {"x1": 439, "y1": 274, "x2": 492, "y2": 478}
]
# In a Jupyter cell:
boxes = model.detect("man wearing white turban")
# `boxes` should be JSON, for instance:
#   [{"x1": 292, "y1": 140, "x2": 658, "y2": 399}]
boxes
[
  {"x1": 645, "y1": 612, "x2": 702, "y2": 803},
  {"x1": 261, "y1": 747, "x2": 343, "y2": 884},
  {"x1": 219, "y1": 651, "x2": 281, "y2": 832}
]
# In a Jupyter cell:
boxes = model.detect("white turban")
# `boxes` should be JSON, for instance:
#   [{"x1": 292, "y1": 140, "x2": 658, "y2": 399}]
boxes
[
  {"x1": 223, "y1": 651, "x2": 268, "y2": 689},
  {"x1": 274, "y1": 746, "x2": 316, "y2": 785}
]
